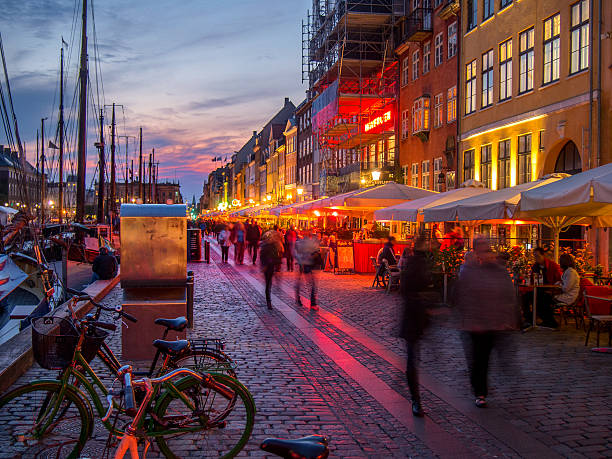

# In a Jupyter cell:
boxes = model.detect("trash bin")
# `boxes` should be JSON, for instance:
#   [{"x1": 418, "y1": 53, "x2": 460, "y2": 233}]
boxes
[{"x1": 187, "y1": 229, "x2": 202, "y2": 261}]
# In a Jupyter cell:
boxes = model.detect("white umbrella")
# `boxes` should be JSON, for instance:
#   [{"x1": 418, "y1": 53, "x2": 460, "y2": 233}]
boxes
[
  {"x1": 516, "y1": 163, "x2": 612, "y2": 260},
  {"x1": 374, "y1": 184, "x2": 489, "y2": 222},
  {"x1": 0, "y1": 206, "x2": 18, "y2": 225},
  {"x1": 423, "y1": 175, "x2": 567, "y2": 223}
]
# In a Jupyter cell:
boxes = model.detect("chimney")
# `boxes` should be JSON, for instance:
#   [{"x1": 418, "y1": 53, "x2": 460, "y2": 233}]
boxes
[
  {"x1": 253, "y1": 130, "x2": 257, "y2": 137},
  {"x1": 284, "y1": 97, "x2": 290, "y2": 105}
]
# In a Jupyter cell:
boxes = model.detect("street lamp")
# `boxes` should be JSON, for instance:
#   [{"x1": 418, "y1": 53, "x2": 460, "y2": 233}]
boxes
[
  {"x1": 371, "y1": 170, "x2": 381, "y2": 181},
  {"x1": 297, "y1": 187, "x2": 303, "y2": 196}
]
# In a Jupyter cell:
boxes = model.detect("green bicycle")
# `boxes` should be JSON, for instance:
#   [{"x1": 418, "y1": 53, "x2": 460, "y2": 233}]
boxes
[{"x1": 0, "y1": 311, "x2": 255, "y2": 458}]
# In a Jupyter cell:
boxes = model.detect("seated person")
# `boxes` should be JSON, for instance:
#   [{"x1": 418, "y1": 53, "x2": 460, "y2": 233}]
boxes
[
  {"x1": 377, "y1": 236, "x2": 397, "y2": 266},
  {"x1": 521, "y1": 247, "x2": 563, "y2": 328},
  {"x1": 554, "y1": 253, "x2": 580, "y2": 306},
  {"x1": 91, "y1": 247, "x2": 118, "y2": 282}
]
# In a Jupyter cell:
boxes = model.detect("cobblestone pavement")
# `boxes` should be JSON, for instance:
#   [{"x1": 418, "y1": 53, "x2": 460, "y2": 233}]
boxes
[{"x1": 2, "y1": 241, "x2": 612, "y2": 458}]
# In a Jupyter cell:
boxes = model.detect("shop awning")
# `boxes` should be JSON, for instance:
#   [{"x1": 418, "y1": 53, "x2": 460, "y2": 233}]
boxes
[
  {"x1": 374, "y1": 185, "x2": 490, "y2": 222},
  {"x1": 423, "y1": 175, "x2": 568, "y2": 223}
]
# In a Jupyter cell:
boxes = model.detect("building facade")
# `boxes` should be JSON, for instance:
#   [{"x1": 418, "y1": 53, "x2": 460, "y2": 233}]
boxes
[
  {"x1": 396, "y1": 0, "x2": 459, "y2": 192},
  {"x1": 459, "y1": 0, "x2": 610, "y2": 187},
  {"x1": 0, "y1": 145, "x2": 43, "y2": 210}
]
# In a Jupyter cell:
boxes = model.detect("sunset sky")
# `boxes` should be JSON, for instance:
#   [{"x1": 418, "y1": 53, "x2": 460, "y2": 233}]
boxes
[{"x1": 0, "y1": 0, "x2": 309, "y2": 201}]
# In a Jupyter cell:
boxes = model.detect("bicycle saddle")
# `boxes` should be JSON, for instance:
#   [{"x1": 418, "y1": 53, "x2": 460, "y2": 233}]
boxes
[
  {"x1": 152, "y1": 339, "x2": 190, "y2": 355},
  {"x1": 260, "y1": 436, "x2": 329, "y2": 459},
  {"x1": 154, "y1": 317, "x2": 188, "y2": 331}
]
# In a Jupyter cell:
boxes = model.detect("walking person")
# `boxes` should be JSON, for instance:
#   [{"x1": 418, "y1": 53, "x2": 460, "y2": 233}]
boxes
[
  {"x1": 284, "y1": 225, "x2": 298, "y2": 272},
  {"x1": 233, "y1": 222, "x2": 246, "y2": 265},
  {"x1": 399, "y1": 235, "x2": 431, "y2": 417},
  {"x1": 453, "y1": 237, "x2": 520, "y2": 408},
  {"x1": 218, "y1": 225, "x2": 231, "y2": 264},
  {"x1": 247, "y1": 219, "x2": 261, "y2": 264},
  {"x1": 294, "y1": 231, "x2": 320, "y2": 311},
  {"x1": 259, "y1": 228, "x2": 284, "y2": 309}
]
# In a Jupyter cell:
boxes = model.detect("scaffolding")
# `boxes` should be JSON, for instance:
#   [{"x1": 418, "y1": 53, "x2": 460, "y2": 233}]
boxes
[{"x1": 303, "y1": 0, "x2": 404, "y2": 195}]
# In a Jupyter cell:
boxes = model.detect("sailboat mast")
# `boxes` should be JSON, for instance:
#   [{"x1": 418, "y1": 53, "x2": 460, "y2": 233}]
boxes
[
  {"x1": 96, "y1": 109, "x2": 104, "y2": 223},
  {"x1": 130, "y1": 159, "x2": 134, "y2": 200},
  {"x1": 138, "y1": 127, "x2": 143, "y2": 201},
  {"x1": 110, "y1": 102, "x2": 116, "y2": 221},
  {"x1": 58, "y1": 45, "x2": 64, "y2": 224},
  {"x1": 76, "y1": 0, "x2": 88, "y2": 222},
  {"x1": 148, "y1": 151, "x2": 152, "y2": 203},
  {"x1": 40, "y1": 118, "x2": 46, "y2": 224}
]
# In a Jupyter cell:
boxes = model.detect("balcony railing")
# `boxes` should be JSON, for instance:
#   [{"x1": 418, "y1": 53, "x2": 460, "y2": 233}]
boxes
[{"x1": 401, "y1": 8, "x2": 433, "y2": 43}]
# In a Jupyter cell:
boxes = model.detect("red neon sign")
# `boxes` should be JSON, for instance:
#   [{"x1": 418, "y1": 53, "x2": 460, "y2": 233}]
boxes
[{"x1": 364, "y1": 110, "x2": 392, "y2": 132}]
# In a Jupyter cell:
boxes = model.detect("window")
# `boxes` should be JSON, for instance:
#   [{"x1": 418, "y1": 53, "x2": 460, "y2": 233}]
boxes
[
  {"x1": 434, "y1": 0, "x2": 442, "y2": 7},
  {"x1": 411, "y1": 163, "x2": 419, "y2": 187},
  {"x1": 412, "y1": 50, "x2": 420, "y2": 81},
  {"x1": 483, "y1": 0, "x2": 493, "y2": 20},
  {"x1": 480, "y1": 145, "x2": 492, "y2": 188},
  {"x1": 402, "y1": 165, "x2": 410, "y2": 185},
  {"x1": 519, "y1": 27, "x2": 534, "y2": 93},
  {"x1": 434, "y1": 93, "x2": 443, "y2": 128},
  {"x1": 543, "y1": 14, "x2": 561, "y2": 84},
  {"x1": 499, "y1": 39, "x2": 512, "y2": 101},
  {"x1": 448, "y1": 22, "x2": 457, "y2": 58},
  {"x1": 498, "y1": 139, "x2": 511, "y2": 189},
  {"x1": 412, "y1": 96, "x2": 431, "y2": 133},
  {"x1": 402, "y1": 57, "x2": 410, "y2": 86},
  {"x1": 500, "y1": 0, "x2": 512, "y2": 8},
  {"x1": 433, "y1": 157, "x2": 443, "y2": 192},
  {"x1": 434, "y1": 32, "x2": 444, "y2": 67},
  {"x1": 423, "y1": 42, "x2": 431, "y2": 74},
  {"x1": 401, "y1": 109, "x2": 410, "y2": 139},
  {"x1": 570, "y1": 0, "x2": 589, "y2": 74},
  {"x1": 422, "y1": 160, "x2": 430, "y2": 190},
  {"x1": 467, "y1": 0, "x2": 477, "y2": 31},
  {"x1": 482, "y1": 49, "x2": 494, "y2": 108},
  {"x1": 463, "y1": 150, "x2": 475, "y2": 181},
  {"x1": 447, "y1": 86, "x2": 457, "y2": 122},
  {"x1": 465, "y1": 60, "x2": 477, "y2": 115},
  {"x1": 518, "y1": 133, "x2": 532, "y2": 184}
]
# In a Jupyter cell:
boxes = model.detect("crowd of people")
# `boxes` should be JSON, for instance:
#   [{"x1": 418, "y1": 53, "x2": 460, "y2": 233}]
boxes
[
  {"x1": 196, "y1": 217, "x2": 584, "y2": 418},
  {"x1": 200, "y1": 219, "x2": 321, "y2": 311}
]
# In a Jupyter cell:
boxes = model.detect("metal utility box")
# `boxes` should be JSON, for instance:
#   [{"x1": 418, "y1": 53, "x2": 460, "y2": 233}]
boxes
[
  {"x1": 120, "y1": 204, "x2": 187, "y2": 288},
  {"x1": 120, "y1": 204, "x2": 189, "y2": 360}
]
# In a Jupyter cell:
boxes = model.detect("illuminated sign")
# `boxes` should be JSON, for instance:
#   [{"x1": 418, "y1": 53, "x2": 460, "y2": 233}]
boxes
[
  {"x1": 364, "y1": 111, "x2": 392, "y2": 132},
  {"x1": 231, "y1": 199, "x2": 241, "y2": 207}
]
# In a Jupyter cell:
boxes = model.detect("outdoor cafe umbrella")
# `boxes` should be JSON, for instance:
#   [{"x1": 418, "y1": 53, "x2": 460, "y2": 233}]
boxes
[
  {"x1": 374, "y1": 182, "x2": 489, "y2": 222},
  {"x1": 516, "y1": 163, "x2": 612, "y2": 260},
  {"x1": 342, "y1": 182, "x2": 434, "y2": 208},
  {"x1": 423, "y1": 174, "x2": 568, "y2": 223},
  {"x1": 0, "y1": 205, "x2": 18, "y2": 225}
]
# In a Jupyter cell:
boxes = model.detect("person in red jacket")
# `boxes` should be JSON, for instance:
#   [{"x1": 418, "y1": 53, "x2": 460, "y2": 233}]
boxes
[{"x1": 521, "y1": 247, "x2": 563, "y2": 328}]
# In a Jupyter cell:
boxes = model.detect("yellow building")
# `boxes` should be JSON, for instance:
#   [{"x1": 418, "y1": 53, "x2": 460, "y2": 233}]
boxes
[
  {"x1": 459, "y1": 0, "x2": 610, "y2": 185},
  {"x1": 459, "y1": 0, "x2": 611, "y2": 261}
]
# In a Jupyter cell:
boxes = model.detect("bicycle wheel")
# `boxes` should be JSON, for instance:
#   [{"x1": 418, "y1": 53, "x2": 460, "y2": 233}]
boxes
[
  {"x1": 154, "y1": 373, "x2": 255, "y2": 459},
  {"x1": 0, "y1": 381, "x2": 92, "y2": 459},
  {"x1": 164, "y1": 349, "x2": 238, "y2": 379}
]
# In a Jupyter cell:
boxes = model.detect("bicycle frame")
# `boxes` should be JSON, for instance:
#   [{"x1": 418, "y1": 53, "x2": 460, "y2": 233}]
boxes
[{"x1": 32, "y1": 345, "x2": 206, "y2": 439}]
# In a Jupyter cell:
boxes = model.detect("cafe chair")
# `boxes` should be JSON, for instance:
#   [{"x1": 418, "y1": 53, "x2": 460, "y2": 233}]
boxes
[
  {"x1": 583, "y1": 286, "x2": 612, "y2": 347},
  {"x1": 383, "y1": 259, "x2": 401, "y2": 294},
  {"x1": 370, "y1": 256, "x2": 386, "y2": 289}
]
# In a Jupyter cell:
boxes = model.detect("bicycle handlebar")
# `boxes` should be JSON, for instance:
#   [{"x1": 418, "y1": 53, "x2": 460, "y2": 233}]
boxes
[{"x1": 67, "y1": 288, "x2": 137, "y2": 323}]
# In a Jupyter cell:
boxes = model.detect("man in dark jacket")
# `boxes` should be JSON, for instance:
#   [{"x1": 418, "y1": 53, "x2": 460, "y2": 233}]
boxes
[
  {"x1": 284, "y1": 225, "x2": 298, "y2": 272},
  {"x1": 91, "y1": 247, "x2": 117, "y2": 282},
  {"x1": 246, "y1": 220, "x2": 261, "y2": 264},
  {"x1": 400, "y1": 236, "x2": 430, "y2": 417}
]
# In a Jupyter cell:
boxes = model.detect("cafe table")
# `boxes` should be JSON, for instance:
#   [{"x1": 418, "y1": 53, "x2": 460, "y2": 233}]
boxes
[{"x1": 523, "y1": 283, "x2": 561, "y2": 331}]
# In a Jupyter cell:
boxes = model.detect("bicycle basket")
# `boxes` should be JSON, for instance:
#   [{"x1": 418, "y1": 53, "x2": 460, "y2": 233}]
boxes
[{"x1": 32, "y1": 317, "x2": 109, "y2": 370}]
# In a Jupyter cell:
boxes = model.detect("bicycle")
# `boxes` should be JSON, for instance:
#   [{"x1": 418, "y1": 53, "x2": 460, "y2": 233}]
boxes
[
  {"x1": 0, "y1": 306, "x2": 256, "y2": 458},
  {"x1": 104, "y1": 370, "x2": 328, "y2": 459},
  {"x1": 62, "y1": 287, "x2": 238, "y2": 380}
]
